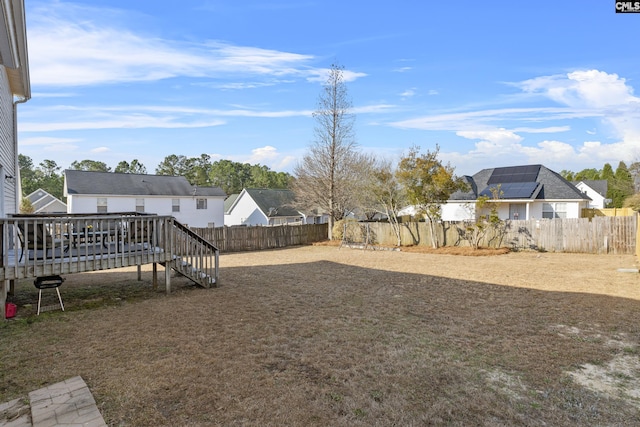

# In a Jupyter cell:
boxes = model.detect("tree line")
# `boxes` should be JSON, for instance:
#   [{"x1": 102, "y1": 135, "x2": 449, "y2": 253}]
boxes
[{"x1": 18, "y1": 154, "x2": 293, "y2": 201}]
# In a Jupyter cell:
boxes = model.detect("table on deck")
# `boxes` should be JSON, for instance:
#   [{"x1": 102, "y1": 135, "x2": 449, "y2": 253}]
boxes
[{"x1": 66, "y1": 230, "x2": 114, "y2": 249}]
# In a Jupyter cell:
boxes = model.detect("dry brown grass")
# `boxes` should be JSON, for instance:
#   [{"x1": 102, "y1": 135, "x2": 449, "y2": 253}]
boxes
[{"x1": 2, "y1": 246, "x2": 640, "y2": 426}]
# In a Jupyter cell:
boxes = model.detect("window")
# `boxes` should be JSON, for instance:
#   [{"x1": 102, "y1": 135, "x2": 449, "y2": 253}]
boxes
[
  {"x1": 172, "y1": 198, "x2": 180, "y2": 212},
  {"x1": 136, "y1": 198, "x2": 145, "y2": 213},
  {"x1": 97, "y1": 198, "x2": 107, "y2": 213},
  {"x1": 542, "y1": 202, "x2": 567, "y2": 219},
  {"x1": 196, "y1": 198, "x2": 207, "y2": 209}
]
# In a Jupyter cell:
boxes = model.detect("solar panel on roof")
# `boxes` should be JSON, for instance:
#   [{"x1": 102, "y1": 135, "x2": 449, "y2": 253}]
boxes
[
  {"x1": 487, "y1": 165, "x2": 541, "y2": 184},
  {"x1": 479, "y1": 182, "x2": 539, "y2": 199}
]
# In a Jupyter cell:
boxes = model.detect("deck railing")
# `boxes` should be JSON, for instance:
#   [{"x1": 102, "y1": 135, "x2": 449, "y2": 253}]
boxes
[{"x1": 0, "y1": 213, "x2": 218, "y2": 284}]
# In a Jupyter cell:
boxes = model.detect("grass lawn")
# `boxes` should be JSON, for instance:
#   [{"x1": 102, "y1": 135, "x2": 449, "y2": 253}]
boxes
[{"x1": 1, "y1": 245, "x2": 639, "y2": 426}]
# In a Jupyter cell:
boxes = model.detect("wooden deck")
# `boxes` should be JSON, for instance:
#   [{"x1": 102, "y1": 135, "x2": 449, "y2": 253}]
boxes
[{"x1": 1, "y1": 213, "x2": 219, "y2": 319}]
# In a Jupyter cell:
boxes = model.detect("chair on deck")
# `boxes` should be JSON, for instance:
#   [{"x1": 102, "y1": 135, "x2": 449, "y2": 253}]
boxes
[
  {"x1": 126, "y1": 219, "x2": 154, "y2": 250},
  {"x1": 17, "y1": 222, "x2": 65, "y2": 262}
]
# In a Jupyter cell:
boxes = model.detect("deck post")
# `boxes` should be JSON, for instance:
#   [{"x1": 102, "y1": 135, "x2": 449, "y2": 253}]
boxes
[
  {"x1": 1, "y1": 280, "x2": 6, "y2": 320},
  {"x1": 152, "y1": 263, "x2": 157, "y2": 290},
  {"x1": 165, "y1": 263, "x2": 171, "y2": 293}
]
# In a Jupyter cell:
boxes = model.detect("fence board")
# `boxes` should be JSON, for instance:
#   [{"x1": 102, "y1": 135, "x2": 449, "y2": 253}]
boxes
[
  {"x1": 191, "y1": 224, "x2": 328, "y2": 253},
  {"x1": 360, "y1": 216, "x2": 637, "y2": 254}
]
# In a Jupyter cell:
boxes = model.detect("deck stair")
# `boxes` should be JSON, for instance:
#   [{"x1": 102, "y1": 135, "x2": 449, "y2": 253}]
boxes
[{"x1": 163, "y1": 219, "x2": 218, "y2": 288}]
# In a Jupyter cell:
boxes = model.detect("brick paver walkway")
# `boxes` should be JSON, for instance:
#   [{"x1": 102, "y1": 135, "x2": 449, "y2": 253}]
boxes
[{"x1": 0, "y1": 376, "x2": 106, "y2": 427}]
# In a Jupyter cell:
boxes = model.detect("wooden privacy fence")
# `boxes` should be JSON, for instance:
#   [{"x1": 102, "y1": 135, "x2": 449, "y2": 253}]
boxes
[
  {"x1": 582, "y1": 207, "x2": 635, "y2": 218},
  {"x1": 355, "y1": 216, "x2": 638, "y2": 254},
  {"x1": 191, "y1": 223, "x2": 328, "y2": 252}
]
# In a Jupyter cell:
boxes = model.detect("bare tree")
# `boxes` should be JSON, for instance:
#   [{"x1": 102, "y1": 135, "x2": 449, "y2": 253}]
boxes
[{"x1": 293, "y1": 63, "x2": 364, "y2": 239}]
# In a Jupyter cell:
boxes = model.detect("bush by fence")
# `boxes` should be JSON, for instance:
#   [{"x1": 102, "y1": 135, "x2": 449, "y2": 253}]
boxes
[
  {"x1": 344, "y1": 216, "x2": 638, "y2": 254},
  {"x1": 192, "y1": 223, "x2": 328, "y2": 253}
]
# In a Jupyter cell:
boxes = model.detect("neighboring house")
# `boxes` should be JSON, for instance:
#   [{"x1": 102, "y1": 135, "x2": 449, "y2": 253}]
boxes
[
  {"x1": 303, "y1": 208, "x2": 330, "y2": 225},
  {"x1": 64, "y1": 170, "x2": 226, "y2": 228},
  {"x1": 573, "y1": 180, "x2": 610, "y2": 209},
  {"x1": 223, "y1": 193, "x2": 240, "y2": 218},
  {"x1": 442, "y1": 164, "x2": 591, "y2": 221},
  {"x1": 0, "y1": 0, "x2": 30, "y2": 218},
  {"x1": 25, "y1": 188, "x2": 67, "y2": 213},
  {"x1": 224, "y1": 188, "x2": 305, "y2": 226}
]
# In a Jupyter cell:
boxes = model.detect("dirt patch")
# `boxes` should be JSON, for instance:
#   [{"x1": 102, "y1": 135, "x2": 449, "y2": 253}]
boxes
[{"x1": 2, "y1": 246, "x2": 639, "y2": 426}]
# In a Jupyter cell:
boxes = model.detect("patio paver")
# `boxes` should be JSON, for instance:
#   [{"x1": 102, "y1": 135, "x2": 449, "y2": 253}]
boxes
[{"x1": 0, "y1": 376, "x2": 106, "y2": 427}]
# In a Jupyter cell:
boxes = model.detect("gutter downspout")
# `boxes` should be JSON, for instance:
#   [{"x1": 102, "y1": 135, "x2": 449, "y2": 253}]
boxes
[{"x1": 13, "y1": 96, "x2": 28, "y2": 213}]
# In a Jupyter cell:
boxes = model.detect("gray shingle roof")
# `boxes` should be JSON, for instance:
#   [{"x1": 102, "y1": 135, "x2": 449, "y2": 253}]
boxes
[
  {"x1": 224, "y1": 194, "x2": 239, "y2": 214},
  {"x1": 244, "y1": 188, "x2": 300, "y2": 217},
  {"x1": 573, "y1": 179, "x2": 608, "y2": 197},
  {"x1": 450, "y1": 164, "x2": 590, "y2": 201},
  {"x1": 64, "y1": 170, "x2": 226, "y2": 197}
]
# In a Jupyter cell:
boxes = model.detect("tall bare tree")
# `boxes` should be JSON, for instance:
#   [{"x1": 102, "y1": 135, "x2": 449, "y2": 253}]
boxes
[{"x1": 294, "y1": 63, "x2": 365, "y2": 239}]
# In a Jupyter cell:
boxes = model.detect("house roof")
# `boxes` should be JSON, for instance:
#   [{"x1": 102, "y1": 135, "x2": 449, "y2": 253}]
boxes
[
  {"x1": 224, "y1": 194, "x2": 239, "y2": 214},
  {"x1": 0, "y1": 0, "x2": 30, "y2": 99},
  {"x1": 244, "y1": 188, "x2": 300, "y2": 217},
  {"x1": 64, "y1": 170, "x2": 226, "y2": 197},
  {"x1": 450, "y1": 164, "x2": 590, "y2": 201},
  {"x1": 573, "y1": 179, "x2": 608, "y2": 197},
  {"x1": 26, "y1": 188, "x2": 67, "y2": 212}
]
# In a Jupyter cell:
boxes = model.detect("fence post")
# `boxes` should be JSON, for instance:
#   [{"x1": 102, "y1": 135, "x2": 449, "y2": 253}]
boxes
[{"x1": 636, "y1": 212, "x2": 640, "y2": 260}]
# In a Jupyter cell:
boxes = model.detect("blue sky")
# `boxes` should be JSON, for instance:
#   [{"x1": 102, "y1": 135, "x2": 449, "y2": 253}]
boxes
[{"x1": 18, "y1": 0, "x2": 640, "y2": 176}]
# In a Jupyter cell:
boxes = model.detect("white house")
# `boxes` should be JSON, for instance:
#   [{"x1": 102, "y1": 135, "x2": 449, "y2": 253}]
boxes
[
  {"x1": 442, "y1": 165, "x2": 591, "y2": 221},
  {"x1": 225, "y1": 188, "x2": 305, "y2": 226},
  {"x1": 25, "y1": 188, "x2": 67, "y2": 213},
  {"x1": 0, "y1": 0, "x2": 29, "y2": 218},
  {"x1": 64, "y1": 170, "x2": 226, "y2": 228},
  {"x1": 573, "y1": 180, "x2": 609, "y2": 209}
]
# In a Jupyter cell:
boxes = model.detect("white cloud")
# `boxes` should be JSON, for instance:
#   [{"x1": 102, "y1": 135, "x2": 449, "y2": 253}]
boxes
[
  {"x1": 520, "y1": 140, "x2": 577, "y2": 163},
  {"x1": 400, "y1": 88, "x2": 416, "y2": 98},
  {"x1": 28, "y1": 2, "x2": 351, "y2": 87},
  {"x1": 391, "y1": 69, "x2": 640, "y2": 174},
  {"x1": 20, "y1": 111, "x2": 226, "y2": 132},
  {"x1": 31, "y1": 92, "x2": 78, "y2": 98},
  {"x1": 391, "y1": 107, "x2": 587, "y2": 131},
  {"x1": 457, "y1": 129, "x2": 523, "y2": 146},
  {"x1": 305, "y1": 68, "x2": 367, "y2": 83},
  {"x1": 91, "y1": 147, "x2": 110, "y2": 154},
  {"x1": 352, "y1": 104, "x2": 395, "y2": 114},
  {"x1": 19, "y1": 136, "x2": 81, "y2": 146},
  {"x1": 208, "y1": 146, "x2": 299, "y2": 172},
  {"x1": 513, "y1": 126, "x2": 571, "y2": 134},
  {"x1": 519, "y1": 70, "x2": 637, "y2": 108},
  {"x1": 248, "y1": 146, "x2": 279, "y2": 163}
]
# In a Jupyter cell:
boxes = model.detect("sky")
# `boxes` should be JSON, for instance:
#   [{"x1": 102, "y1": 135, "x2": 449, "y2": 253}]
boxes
[{"x1": 17, "y1": 0, "x2": 640, "y2": 177}]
